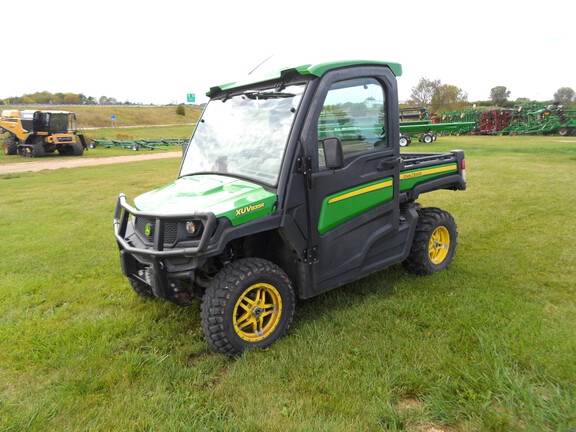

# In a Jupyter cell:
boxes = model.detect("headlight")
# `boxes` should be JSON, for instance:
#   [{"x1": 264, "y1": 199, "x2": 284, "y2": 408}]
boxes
[{"x1": 185, "y1": 220, "x2": 200, "y2": 235}]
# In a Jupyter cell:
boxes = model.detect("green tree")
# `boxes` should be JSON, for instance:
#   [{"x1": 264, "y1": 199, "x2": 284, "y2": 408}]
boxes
[
  {"x1": 430, "y1": 84, "x2": 468, "y2": 113},
  {"x1": 490, "y1": 86, "x2": 511, "y2": 107},
  {"x1": 408, "y1": 78, "x2": 440, "y2": 109},
  {"x1": 553, "y1": 87, "x2": 575, "y2": 105},
  {"x1": 176, "y1": 104, "x2": 186, "y2": 116},
  {"x1": 53, "y1": 92, "x2": 66, "y2": 104},
  {"x1": 64, "y1": 93, "x2": 81, "y2": 104},
  {"x1": 409, "y1": 78, "x2": 467, "y2": 113}
]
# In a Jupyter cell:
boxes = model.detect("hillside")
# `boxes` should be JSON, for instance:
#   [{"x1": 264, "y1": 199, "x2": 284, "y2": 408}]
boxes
[{"x1": 1, "y1": 105, "x2": 203, "y2": 128}]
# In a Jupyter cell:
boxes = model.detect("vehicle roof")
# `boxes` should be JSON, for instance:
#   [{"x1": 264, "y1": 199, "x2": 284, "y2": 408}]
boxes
[
  {"x1": 207, "y1": 60, "x2": 402, "y2": 97},
  {"x1": 21, "y1": 110, "x2": 73, "y2": 114}
]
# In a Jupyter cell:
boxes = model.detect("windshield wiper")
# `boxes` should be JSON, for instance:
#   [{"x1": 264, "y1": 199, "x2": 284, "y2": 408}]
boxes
[{"x1": 243, "y1": 91, "x2": 295, "y2": 100}]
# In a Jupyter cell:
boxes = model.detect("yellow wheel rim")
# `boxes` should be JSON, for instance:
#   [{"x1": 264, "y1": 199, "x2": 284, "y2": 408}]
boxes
[
  {"x1": 233, "y1": 283, "x2": 282, "y2": 342},
  {"x1": 429, "y1": 226, "x2": 450, "y2": 265}
]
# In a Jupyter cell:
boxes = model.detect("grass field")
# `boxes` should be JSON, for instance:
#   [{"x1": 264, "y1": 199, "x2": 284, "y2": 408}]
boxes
[
  {"x1": 0, "y1": 125, "x2": 195, "y2": 164},
  {"x1": 0, "y1": 136, "x2": 575, "y2": 431},
  {"x1": 2, "y1": 105, "x2": 203, "y2": 129}
]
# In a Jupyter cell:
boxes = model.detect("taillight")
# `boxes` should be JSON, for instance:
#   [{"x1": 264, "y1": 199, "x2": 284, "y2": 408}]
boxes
[{"x1": 461, "y1": 159, "x2": 466, "y2": 182}]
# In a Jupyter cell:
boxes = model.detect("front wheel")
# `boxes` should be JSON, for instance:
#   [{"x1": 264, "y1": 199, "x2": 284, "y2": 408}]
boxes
[
  {"x1": 129, "y1": 277, "x2": 154, "y2": 298},
  {"x1": 403, "y1": 207, "x2": 458, "y2": 275},
  {"x1": 201, "y1": 258, "x2": 295, "y2": 356},
  {"x1": 31, "y1": 137, "x2": 46, "y2": 158}
]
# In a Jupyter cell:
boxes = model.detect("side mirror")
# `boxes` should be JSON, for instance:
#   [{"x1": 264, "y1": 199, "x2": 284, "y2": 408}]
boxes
[{"x1": 322, "y1": 137, "x2": 343, "y2": 170}]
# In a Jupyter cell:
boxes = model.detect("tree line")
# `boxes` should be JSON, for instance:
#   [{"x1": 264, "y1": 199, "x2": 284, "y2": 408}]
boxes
[
  {"x1": 409, "y1": 79, "x2": 575, "y2": 113},
  {"x1": 1, "y1": 91, "x2": 138, "y2": 106}
]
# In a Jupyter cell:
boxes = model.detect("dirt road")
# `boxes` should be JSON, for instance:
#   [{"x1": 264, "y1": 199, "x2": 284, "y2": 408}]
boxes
[{"x1": 0, "y1": 152, "x2": 182, "y2": 175}]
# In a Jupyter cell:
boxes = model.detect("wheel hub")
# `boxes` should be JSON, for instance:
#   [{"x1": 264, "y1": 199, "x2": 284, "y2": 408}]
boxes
[
  {"x1": 429, "y1": 226, "x2": 450, "y2": 264},
  {"x1": 233, "y1": 282, "x2": 283, "y2": 342},
  {"x1": 252, "y1": 306, "x2": 263, "y2": 318}
]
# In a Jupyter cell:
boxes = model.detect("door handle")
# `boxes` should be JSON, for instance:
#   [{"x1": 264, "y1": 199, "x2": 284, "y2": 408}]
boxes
[{"x1": 377, "y1": 157, "x2": 399, "y2": 171}]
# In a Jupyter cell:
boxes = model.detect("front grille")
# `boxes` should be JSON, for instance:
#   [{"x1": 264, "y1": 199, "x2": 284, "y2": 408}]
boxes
[{"x1": 134, "y1": 217, "x2": 178, "y2": 244}]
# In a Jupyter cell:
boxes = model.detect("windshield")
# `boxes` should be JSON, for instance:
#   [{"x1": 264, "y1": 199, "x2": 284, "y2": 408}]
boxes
[
  {"x1": 180, "y1": 84, "x2": 304, "y2": 185},
  {"x1": 48, "y1": 113, "x2": 69, "y2": 133}
]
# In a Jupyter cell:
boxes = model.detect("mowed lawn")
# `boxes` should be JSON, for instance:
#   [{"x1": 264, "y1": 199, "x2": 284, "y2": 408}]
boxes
[
  {"x1": 0, "y1": 136, "x2": 574, "y2": 431},
  {"x1": 0, "y1": 125, "x2": 195, "y2": 165}
]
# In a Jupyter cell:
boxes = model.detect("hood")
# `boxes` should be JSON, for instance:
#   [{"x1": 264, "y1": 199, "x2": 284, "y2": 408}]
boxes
[{"x1": 133, "y1": 174, "x2": 277, "y2": 226}]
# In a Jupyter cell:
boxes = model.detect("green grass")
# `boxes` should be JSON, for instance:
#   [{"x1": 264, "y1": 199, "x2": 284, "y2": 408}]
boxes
[
  {"x1": 82, "y1": 125, "x2": 196, "y2": 141},
  {"x1": 1, "y1": 136, "x2": 575, "y2": 431},
  {"x1": 0, "y1": 125, "x2": 194, "y2": 164}
]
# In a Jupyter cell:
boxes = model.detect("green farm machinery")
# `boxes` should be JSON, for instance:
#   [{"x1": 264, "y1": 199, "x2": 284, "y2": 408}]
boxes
[
  {"x1": 500, "y1": 103, "x2": 576, "y2": 136},
  {"x1": 89, "y1": 138, "x2": 188, "y2": 151},
  {"x1": 422, "y1": 102, "x2": 576, "y2": 136},
  {"x1": 317, "y1": 105, "x2": 474, "y2": 147},
  {"x1": 398, "y1": 107, "x2": 475, "y2": 146}
]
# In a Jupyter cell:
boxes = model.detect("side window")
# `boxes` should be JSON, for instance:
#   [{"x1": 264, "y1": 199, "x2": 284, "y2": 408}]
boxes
[{"x1": 318, "y1": 77, "x2": 387, "y2": 167}]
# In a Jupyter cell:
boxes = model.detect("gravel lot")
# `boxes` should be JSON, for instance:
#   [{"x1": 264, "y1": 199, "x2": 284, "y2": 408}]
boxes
[{"x1": 0, "y1": 152, "x2": 181, "y2": 174}]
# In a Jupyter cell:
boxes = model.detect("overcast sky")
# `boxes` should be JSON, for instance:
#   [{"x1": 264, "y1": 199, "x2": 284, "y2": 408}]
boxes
[{"x1": 3, "y1": 0, "x2": 574, "y2": 105}]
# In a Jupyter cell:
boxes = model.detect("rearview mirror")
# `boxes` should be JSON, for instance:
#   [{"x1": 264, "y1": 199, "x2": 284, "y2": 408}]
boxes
[{"x1": 322, "y1": 137, "x2": 343, "y2": 170}]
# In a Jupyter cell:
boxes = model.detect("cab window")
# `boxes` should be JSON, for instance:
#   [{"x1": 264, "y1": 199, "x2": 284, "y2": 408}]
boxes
[{"x1": 318, "y1": 77, "x2": 387, "y2": 167}]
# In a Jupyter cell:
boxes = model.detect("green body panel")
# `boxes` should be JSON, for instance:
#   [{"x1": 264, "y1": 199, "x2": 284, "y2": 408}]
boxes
[
  {"x1": 399, "y1": 163, "x2": 458, "y2": 192},
  {"x1": 133, "y1": 175, "x2": 277, "y2": 226},
  {"x1": 318, "y1": 178, "x2": 394, "y2": 235},
  {"x1": 208, "y1": 60, "x2": 402, "y2": 97},
  {"x1": 317, "y1": 163, "x2": 458, "y2": 234},
  {"x1": 296, "y1": 60, "x2": 402, "y2": 78}
]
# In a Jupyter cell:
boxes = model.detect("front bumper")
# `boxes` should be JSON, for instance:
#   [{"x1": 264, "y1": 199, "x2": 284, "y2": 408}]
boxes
[{"x1": 114, "y1": 194, "x2": 217, "y2": 304}]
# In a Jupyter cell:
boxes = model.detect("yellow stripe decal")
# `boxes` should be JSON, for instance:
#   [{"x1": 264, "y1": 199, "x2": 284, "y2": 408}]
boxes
[
  {"x1": 328, "y1": 180, "x2": 393, "y2": 204},
  {"x1": 399, "y1": 164, "x2": 456, "y2": 181}
]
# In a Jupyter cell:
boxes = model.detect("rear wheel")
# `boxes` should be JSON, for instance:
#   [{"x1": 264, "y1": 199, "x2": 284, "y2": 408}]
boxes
[
  {"x1": 403, "y1": 207, "x2": 458, "y2": 275},
  {"x1": 201, "y1": 258, "x2": 295, "y2": 356},
  {"x1": 422, "y1": 133, "x2": 434, "y2": 143},
  {"x1": 558, "y1": 127, "x2": 571, "y2": 136},
  {"x1": 58, "y1": 143, "x2": 84, "y2": 156},
  {"x1": 3, "y1": 135, "x2": 18, "y2": 155},
  {"x1": 399, "y1": 135, "x2": 410, "y2": 147},
  {"x1": 71, "y1": 142, "x2": 84, "y2": 156}
]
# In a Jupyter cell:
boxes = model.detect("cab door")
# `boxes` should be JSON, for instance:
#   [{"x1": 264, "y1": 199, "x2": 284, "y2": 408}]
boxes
[{"x1": 302, "y1": 66, "x2": 401, "y2": 295}]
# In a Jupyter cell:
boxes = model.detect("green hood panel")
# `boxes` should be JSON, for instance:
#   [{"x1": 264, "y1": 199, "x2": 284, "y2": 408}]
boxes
[{"x1": 134, "y1": 175, "x2": 277, "y2": 226}]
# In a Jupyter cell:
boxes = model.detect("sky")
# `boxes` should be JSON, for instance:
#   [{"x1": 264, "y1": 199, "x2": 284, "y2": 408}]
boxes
[{"x1": 2, "y1": 0, "x2": 574, "y2": 106}]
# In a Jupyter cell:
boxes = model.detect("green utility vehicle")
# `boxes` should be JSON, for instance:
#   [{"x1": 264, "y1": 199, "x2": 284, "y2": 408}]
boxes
[{"x1": 114, "y1": 60, "x2": 467, "y2": 355}]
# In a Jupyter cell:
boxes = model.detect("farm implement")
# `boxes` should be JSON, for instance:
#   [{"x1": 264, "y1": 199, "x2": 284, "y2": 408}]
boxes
[
  {"x1": 90, "y1": 138, "x2": 188, "y2": 151},
  {"x1": 396, "y1": 107, "x2": 475, "y2": 145},
  {"x1": 318, "y1": 105, "x2": 475, "y2": 148},
  {"x1": 399, "y1": 121, "x2": 476, "y2": 146},
  {"x1": 427, "y1": 103, "x2": 576, "y2": 136},
  {"x1": 500, "y1": 103, "x2": 576, "y2": 136}
]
